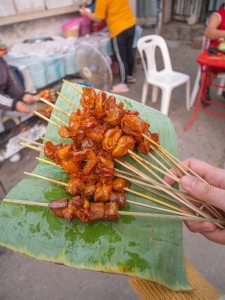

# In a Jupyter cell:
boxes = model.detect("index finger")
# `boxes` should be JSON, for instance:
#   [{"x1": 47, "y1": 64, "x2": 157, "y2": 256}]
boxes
[
  {"x1": 183, "y1": 158, "x2": 225, "y2": 189},
  {"x1": 164, "y1": 158, "x2": 225, "y2": 189}
]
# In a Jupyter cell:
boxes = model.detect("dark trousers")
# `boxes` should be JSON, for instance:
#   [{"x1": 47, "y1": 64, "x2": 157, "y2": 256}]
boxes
[{"x1": 111, "y1": 25, "x2": 135, "y2": 84}]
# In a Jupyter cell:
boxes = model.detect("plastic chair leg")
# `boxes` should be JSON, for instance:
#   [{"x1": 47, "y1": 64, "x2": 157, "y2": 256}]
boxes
[
  {"x1": 151, "y1": 86, "x2": 159, "y2": 103},
  {"x1": 190, "y1": 68, "x2": 200, "y2": 107},
  {"x1": 186, "y1": 79, "x2": 191, "y2": 111},
  {"x1": 160, "y1": 88, "x2": 172, "y2": 116},
  {"x1": 141, "y1": 81, "x2": 149, "y2": 105}
]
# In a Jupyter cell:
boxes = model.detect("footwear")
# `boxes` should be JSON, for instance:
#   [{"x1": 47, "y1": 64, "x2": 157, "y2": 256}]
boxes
[
  {"x1": 110, "y1": 83, "x2": 129, "y2": 93},
  {"x1": 127, "y1": 76, "x2": 136, "y2": 83},
  {"x1": 9, "y1": 153, "x2": 21, "y2": 162}
]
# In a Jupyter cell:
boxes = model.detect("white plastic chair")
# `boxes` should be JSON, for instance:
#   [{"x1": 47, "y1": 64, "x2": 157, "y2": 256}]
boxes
[{"x1": 137, "y1": 35, "x2": 190, "y2": 115}]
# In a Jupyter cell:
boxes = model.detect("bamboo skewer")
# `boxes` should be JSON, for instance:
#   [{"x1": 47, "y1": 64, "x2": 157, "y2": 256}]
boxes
[
  {"x1": 35, "y1": 156, "x2": 181, "y2": 208},
  {"x1": 128, "y1": 150, "x2": 180, "y2": 183},
  {"x1": 2, "y1": 198, "x2": 224, "y2": 225},
  {"x1": 145, "y1": 134, "x2": 208, "y2": 184},
  {"x1": 114, "y1": 159, "x2": 166, "y2": 187},
  {"x1": 2, "y1": 198, "x2": 48, "y2": 207},
  {"x1": 23, "y1": 171, "x2": 196, "y2": 218},
  {"x1": 117, "y1": 158, "x2": 224, "y2": 227},
  {"x1": 19, "y1": 137, "x2": 43, "y2": 147},
  {"x1": 20, "y1": 142, "x2": 43, "y2": 153},
  {"x1": 148, "y1": 151, "x2": 180, "y2": 180},
  {"x1": 62, "y1": 79, "x2": 83, "y2": 95},
  {"x1": 24, "y1": 172, "x2": 68, "y2": 187},
  {"x1": 118, "y1": 211, "x2": 225, "y2": 223},
  {"x1": 57, "y1": 91, "x2": 78, "y2": 110},
  {"x1": 51, "y1": 113, "x2": 69, "y2": 127},
  {"x1": 36, "y1": 157, "x2": 62, "y2": 168},
  {"x1": 124, "y1": 187, "x2": 193, "y2": 216},
  {"x1": 33, "y1": 111, "x2": 60, "y2": 128},
  {"x1": 40, "y1": 97, "x2": 70, "y2": 117},
  {"x1": 35, "y1": 156, "x2": 180, "y2": 208}
]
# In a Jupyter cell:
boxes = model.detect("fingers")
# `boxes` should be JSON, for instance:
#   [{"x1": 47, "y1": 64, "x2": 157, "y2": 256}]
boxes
[
  {"x1": 22, "y1": 94, "x2": 38, "y2": 104},
  {"x1": 16, "y1": 101, "x2": 30, "y2": 113},
  {"x1": 184, "y1": 220, "x2": 216, "y2": 234},
  {"x1": 164, "y1": 157, "x2": 225, "y2": 189},
  {"x1": 184, "y1": 220, "x2": 225, "y2": 245},
  {"x1": 181, "y1": 175, "x2": 225, "y2": 212}
]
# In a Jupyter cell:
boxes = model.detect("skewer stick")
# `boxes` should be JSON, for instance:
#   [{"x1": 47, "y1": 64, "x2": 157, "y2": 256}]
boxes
[
  {"x1": 51, "y1": 113, "x2": 69, "y2": 127},
  {"x1": 128, "y1": 152, "x2": 175, "y2": 188},
  {"x1": 20, "y1": 142, "x2": 43, "y2": 153},
  {"x1": 40, "y1": 97, "x2": 70, "y2": 117},
  {"x1": 128, "y1": 150, "x2": 179, "y2": 183},
  {"x1": 145, "y1": 134, "x2": 208, "y2": 183},
  {"x1": 62, "y1": 79, "x2": 83, "y2": 95},
  {"x1": 2, "y1": 199, "x2": 223, "y2": 224},
  {"x1": 24, "y1": 172, "x2": 68, "y2": 187},
  {"x1": 36, "y1": 157, "x2": 62, "y2": 168},
  {"x1": 34, "y1": 157, "x2": 179, "y2": 207},
  {"x1": 19, "y1": 137, "x2": 43, "y2": 147},
  {"x1": 124, "y1": 187, "x2": 191, "y2": 215},
  {"x1": 39, "y1": 136, "x2": 50, "y2": 143},
  {"x1": 2, "y1": 198, "x2": 48, "y2": 207},
  {"x1": 115, "y1": 159, "x2": 164, "y2": 186},
  {"x1": 57, "y1": 91, "x2": 78, "y2": 110},
  {"x1": 23, "y1": 172, "x2": 193, "y2": 217},
  {"x1": 34, "y1": 111, "x2": 60, "y2": 128},
  {"x1": 23, "y1": 137, "x2": 224, "y2": 226},
  {"x1": 119, "y1": 211, "x2": 224, "y2": 224},
  {"x1": 149, "y1": 144, "x2": 223, "y2": 220},
  {"x1": 117, "y1": 158, "x2": 224, "y2": 227},
  {"x1": 149, "y1": 146, "x2": 174, "y2": 169},
  {"x1": 127, "y1": 199, "x2": 199, "y2": 217},
  {"x1": 148, "y1": 151, "x2": 180, "y2": 179}
]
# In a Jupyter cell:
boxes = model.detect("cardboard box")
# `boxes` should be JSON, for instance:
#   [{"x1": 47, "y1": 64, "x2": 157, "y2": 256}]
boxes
[
  {"x1": 0, "y1": 0, "x2": 16, "y2": 17},
  {"x1": 14, "y1": 0, "x2": 45, "y2": 14}
]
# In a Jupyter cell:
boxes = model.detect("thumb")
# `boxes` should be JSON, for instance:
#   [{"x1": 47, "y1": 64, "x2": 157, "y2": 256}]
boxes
[{"x1": 180, "y1": 175, "x2": 225, "y2": 211}]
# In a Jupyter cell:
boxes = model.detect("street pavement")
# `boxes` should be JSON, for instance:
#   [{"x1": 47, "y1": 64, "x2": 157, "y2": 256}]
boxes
[{"x1": 0, "y1": 33, "x2": 225, "y2": 299}]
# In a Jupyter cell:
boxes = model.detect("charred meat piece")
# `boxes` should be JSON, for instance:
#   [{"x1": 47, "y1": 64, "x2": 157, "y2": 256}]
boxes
[{"x1": 104, "y1": 202, "x2": 119, "y2": 221}]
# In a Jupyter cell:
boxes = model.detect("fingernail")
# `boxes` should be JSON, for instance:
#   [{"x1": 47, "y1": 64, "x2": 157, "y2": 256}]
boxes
[{"x1": 181, "y1": 175, "x2": 197, "y2": 190}]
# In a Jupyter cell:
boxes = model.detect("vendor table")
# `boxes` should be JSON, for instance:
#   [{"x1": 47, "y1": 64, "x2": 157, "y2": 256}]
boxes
[
  {"x1": 5, "y1": 27, "x2": 142, "y2": 93},
  {"x1": 185, "y1": 50, "x2": 225, "y2": 131}
]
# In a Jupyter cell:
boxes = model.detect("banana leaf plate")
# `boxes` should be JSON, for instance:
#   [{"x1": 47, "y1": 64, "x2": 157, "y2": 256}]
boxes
[{"x1": 0, "y1": 83, "x2": 191, "y2": 291}]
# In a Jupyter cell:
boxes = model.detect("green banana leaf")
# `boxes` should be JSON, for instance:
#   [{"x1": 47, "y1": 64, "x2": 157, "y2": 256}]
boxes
[{"x1": 0, "y1": 83, "x2": 191, "y2": 291}]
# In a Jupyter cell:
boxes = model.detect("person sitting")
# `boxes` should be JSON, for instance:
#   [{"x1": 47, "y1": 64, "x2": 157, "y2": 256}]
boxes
[
  {"x1": 0, "y1": 57, "x2": 37, "y2": 113},
  {"x1": 201, "y1": 3, "x2": 225, "y2": 104},
  {"x1": 0, "y1": 56, "x2": 38, "y2": 162}
]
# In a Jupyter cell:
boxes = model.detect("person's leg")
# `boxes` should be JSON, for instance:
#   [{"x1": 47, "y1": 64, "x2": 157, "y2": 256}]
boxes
[
  {"x1": 111, "y1": 33, "x2": 129, "y2": 92},
  {"x1": 126, "y1": 26, "x2": 135, "y2": 77},
  {"x1": 111, "y1": 34, "x2": 127, "y2": 84}
]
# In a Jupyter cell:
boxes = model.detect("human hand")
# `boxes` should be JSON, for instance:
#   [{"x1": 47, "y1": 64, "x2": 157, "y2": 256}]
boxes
[
  {"x1": 22, "y1": 94, "x2": 38, "y2": 104},
  {"x1": 79, "y1": 8, "x2": 91, "y2": 17},
  {"x1": 164, "y1": 158, "x2": 225, "y2": 245},
  {"x1": 15, "y1": 101, "x2": 30, "y2": 113},
  {"x1": 22, "y1": 93, "x2": 38, "y2": 104}
]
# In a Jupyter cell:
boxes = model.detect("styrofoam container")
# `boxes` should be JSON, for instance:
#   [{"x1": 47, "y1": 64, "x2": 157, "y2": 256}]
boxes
[
  {"x1": 14, "y1": 0, "x2": 45, "y2": 14},
  {"x1": 45, "y1": 0, "x2": 75, "y2": 9},
  {"x1": 0, "y1": 0, "x2": 16, "y2": 17}
]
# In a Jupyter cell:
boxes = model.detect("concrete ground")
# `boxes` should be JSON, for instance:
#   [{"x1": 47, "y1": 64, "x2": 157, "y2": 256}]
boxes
[{"x1": 1, "y1": 30, "x2": 225, "y2": 299}]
